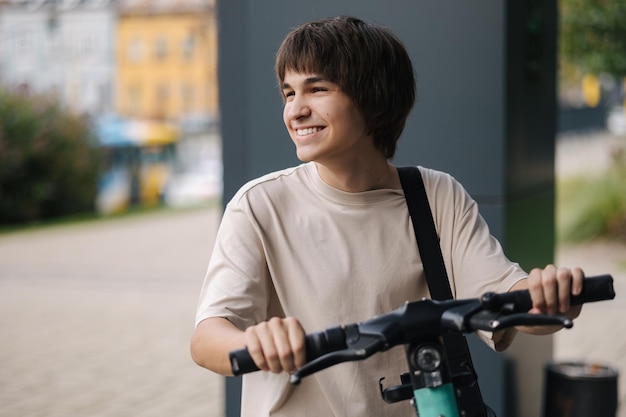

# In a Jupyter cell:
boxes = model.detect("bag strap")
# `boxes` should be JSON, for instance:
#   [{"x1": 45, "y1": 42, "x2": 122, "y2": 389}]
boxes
[
  {"x1": 397, "y1": 166, "x2": 489, "y2": 417},
  {"x1": 397, "y1": 166, "x2": 452, "y2": 300}
]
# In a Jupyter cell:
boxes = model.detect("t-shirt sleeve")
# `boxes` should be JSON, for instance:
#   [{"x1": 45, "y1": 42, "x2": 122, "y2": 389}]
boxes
[{"x1": 194, "y1": 197, "x2": 271, "y2": 330}]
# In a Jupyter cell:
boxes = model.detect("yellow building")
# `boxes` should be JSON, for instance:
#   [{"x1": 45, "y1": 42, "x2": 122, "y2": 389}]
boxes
[{"x1": 115, "y1": 0, "x2": 218, "y2": 125}]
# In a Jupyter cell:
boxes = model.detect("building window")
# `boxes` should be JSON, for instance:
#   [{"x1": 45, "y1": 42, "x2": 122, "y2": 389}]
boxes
[
  {"x1": 156, "y1": 84, "x2": 170, "y2": 109},
  {"x1": 127, "y1": 37, "x2": 143, "y2": 62},
  {"x1": 181, "y1": 84, "x2": 194, "y2": 111},
  {"x1": 182, "y1": 34, "x2": 196, "y2": 61},
  {"x1": 46, "y1": 8, "x2": 60, "y2": 34},
  {"x1": 128, "y1": 85, "x2": 142, "y2": 115},
  {"x1": 154, "y1": 84, "x2": 170, "y2": 118},
  {"x1": 14, "y1": 34, "x2": 35, "y2": 57},
  {"x1": 154, "y1": 37, "x2": 167, "y2": 61}
]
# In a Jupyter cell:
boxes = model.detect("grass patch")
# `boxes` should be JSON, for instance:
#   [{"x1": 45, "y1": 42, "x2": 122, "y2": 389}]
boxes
[{"x1": 557, "y1": 152, "x2": 626, "y2": 243}]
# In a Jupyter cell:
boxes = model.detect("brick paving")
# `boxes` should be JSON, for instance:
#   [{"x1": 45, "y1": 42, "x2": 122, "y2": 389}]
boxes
[{"x1": 0, "y1": 207, "x2": 224, "y2": 417}]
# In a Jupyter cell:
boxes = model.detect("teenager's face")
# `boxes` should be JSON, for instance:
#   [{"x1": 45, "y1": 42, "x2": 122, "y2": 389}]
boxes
[{"x1": 281, "y1": 71, "x2": 370, "y2": 164}]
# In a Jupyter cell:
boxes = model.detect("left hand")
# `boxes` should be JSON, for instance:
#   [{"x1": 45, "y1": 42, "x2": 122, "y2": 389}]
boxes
[
  {"x1": 511, "y1": 265, "x2": 585, "y2": 319},
  {"x1": 509, "y1": 265, "x2": 585, "y2": 335},
  {"x1": 526, "y1": 265, "x2": 584, "y2": 318}
]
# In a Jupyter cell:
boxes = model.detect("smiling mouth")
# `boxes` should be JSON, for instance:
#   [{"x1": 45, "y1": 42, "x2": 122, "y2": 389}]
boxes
[{"x1": 296, "y1": 127, "x2": 324, "y2": 136}]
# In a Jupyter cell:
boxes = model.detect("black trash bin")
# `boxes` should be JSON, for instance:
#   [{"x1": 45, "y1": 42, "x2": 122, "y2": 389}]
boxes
[{"x1": 543, "y1": 361, "x2": 619, "y2": 417}]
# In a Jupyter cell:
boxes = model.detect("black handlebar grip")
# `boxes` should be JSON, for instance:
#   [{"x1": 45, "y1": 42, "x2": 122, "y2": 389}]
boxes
[
  {"x1": 496, "y1": 274, "x2": 615, "y2": 312},
  {"x1": 572, "y1": 274, "x2": 616, "y2": 305},
  {"x1": 230, "y1": 325, "x2": 347, "y2": 376}
]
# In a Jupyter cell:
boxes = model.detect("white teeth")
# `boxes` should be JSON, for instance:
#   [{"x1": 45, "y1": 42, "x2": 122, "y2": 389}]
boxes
[{"x1": 296, "y1": 127, "x2": 321, "y2": 136}]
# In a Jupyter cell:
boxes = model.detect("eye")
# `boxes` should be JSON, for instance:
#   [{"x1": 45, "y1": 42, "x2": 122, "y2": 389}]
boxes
[{"x1": 311, "y1": 86, "x2": 327, "y2": 93}]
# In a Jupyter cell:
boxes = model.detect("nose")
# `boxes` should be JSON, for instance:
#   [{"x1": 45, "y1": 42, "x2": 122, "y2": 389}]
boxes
[{"x1": 285, "y1": 94, "x2": 311, "y2": 120}]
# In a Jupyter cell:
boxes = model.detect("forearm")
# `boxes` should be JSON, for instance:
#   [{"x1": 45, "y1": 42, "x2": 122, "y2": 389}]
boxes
[{"x1": 190, "y1": 317, "x2": 246, "y2": 376}]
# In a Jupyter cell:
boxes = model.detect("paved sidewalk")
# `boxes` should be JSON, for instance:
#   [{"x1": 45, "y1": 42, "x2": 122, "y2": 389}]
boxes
[{"x1": 0, "y1": 207, "x2": 225, "y2": 417}]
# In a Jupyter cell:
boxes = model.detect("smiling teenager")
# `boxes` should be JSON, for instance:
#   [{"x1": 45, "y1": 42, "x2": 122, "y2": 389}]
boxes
[{"x1": 190, "y1": 16, "x2": 584, "y2": 417}]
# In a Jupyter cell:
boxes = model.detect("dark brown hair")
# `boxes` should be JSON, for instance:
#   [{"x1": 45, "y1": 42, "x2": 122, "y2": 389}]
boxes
[{"x1": 275, "y1": 16, "x2": 416, "y2": 159}]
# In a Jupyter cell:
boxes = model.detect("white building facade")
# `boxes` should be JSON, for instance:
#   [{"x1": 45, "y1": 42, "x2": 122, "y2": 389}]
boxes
[{"x1": 0, "y1": 0, "x2": 116, "y2": 115}]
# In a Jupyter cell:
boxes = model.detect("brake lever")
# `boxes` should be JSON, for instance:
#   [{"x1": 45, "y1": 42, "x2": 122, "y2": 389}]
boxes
[
  {"x1": 290, "y1": 337, "x2": 387, "y2": 384},
  {"x1": 469, "y1": 310, "x2": 573, "y2": 331}
]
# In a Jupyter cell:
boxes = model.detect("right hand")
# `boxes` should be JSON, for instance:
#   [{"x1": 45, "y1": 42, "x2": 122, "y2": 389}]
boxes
[{"x1": 244, "y1": 316, "x2": 307, "y2": 373}]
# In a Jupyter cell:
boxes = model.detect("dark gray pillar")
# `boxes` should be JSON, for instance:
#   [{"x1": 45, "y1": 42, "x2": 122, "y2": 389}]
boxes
[
  {"x1": 504, "y1": 2, "x2": 558, "y2": 416},
  {"x1": 216, "y1": 1, "x2": 557, "y2": 416}
]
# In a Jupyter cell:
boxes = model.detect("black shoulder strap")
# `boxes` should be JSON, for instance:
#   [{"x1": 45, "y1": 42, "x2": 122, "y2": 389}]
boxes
[
  {"x1": 397, "y1": 166, "x2": 490, "y2": 417},
  {"x1": 397, "y1": 166, "x2": 452, "y2": 300}
]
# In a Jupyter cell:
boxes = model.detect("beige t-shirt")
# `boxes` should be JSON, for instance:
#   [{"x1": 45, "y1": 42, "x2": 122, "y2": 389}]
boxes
[{"x1": 196, "y1": 162, "x2": 526, "y2": 417}]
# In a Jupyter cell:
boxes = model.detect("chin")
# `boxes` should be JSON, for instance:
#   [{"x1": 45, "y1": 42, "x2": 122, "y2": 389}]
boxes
[{"x1": 295, "y1": 149, "x2": 315, "y2": 163}]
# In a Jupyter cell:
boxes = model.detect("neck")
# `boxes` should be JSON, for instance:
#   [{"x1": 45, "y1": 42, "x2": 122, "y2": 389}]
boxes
[{"x1": 314, "y1": 160, "x2": 401, "y2": 192}]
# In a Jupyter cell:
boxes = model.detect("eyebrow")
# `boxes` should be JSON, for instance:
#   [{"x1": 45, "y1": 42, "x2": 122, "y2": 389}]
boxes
[{"x1": 281, "y1": 76, "x2": 325, "y2": 90}]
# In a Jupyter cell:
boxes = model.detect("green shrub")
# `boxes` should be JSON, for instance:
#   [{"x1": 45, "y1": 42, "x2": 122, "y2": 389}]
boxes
[
  {"x1": 0, "y1": 89, "x2": 101, "y2": 225},
  {"x1": 557, "y1": 147, "x2": 626, "y2": 243}
]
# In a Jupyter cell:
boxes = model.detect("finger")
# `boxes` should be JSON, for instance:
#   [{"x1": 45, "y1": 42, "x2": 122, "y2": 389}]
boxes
[
  {"x1": 284, "y1": 317, "x2": 306, "y2": 368},
  {"x1": 527, "y1": 268, "x2": 547, "y2": 314},
  {"x1": 541, "y1": 266, "x2": 558, "y2": 315},
  {"x1": 267, "y1": 317, "x2": 297, "y2": 373},
  {"x1": 571, "y1": 267, "x2": 585, "y2": 296},
  {"x1": 561, "y1": 267, "x2": 584, "y2": 318},
  {"x1": 245, "y1": 324, "x2": 272, "y2": 372},
  {"x1": 556, "y1": 267, "x2": 573, "y2": 313}
]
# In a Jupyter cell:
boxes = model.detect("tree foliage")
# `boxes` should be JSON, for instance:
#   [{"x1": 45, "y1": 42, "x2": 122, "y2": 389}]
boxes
[
  {"x1": 560, "y1": 0, "x2": 626, "y2": 77},
  {"x1": 0, "y1": 89, "x2": 101, "y2": 224}
]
